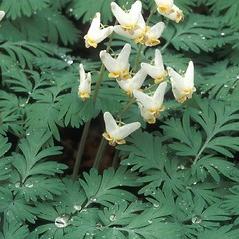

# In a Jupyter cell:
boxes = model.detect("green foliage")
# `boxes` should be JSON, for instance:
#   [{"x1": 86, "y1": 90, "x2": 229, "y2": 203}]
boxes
[{"x1": 1, "y1": 0, "x2": 239, "y2": 238}]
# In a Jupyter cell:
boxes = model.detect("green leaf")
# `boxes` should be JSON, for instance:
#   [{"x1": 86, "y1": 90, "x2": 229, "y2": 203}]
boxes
[
  {"x1": 0, "y1": 219, "x2": 29, "y2": 239},
  {"x1": 80, "y1": 167, "x2": 140, "y2": 206},
  {"x1": 163, "y1": 14, "x2": 227, "y2": 53},
  {"x1": 1, "y1": 0, "x2": 49, "y2": 20}
]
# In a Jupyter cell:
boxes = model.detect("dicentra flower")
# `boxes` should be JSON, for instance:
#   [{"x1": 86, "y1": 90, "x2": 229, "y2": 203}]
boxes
[
  {"x1": 103, "y1": 112, "x2": 141, "y2": 146},
  {"x1": 111, "y1": 1, "x2": 142, "y2": 31},
  {"x1": 155, "y1": 0, "x2": 174, "y2": 14},
  {"x1": 117, "y1": 68, "x2": 147, "y2": 96},
  {"x1": 141, "y1": 49, "x2": 167, "y2": 83},
  {"x1": 78, "y1": 64, "x2": 91, "y2": 101},
  {"x1": 84, "y1": 12, "x2": 113, "y2": 48},
  {"x1": 154, "y1": 0, "x2": 183, "y2": 23},
  {"x1": 100, "y1": 43, "x2": 131, "y2": 80},
  {"x1": 133, "y1": 82, "x2": 167, "y2": 124},
  {"x1": 114, "y1": 14, "x2": 165, "y2": 47},
  {"x1": 167, "y1": 61, "x2": 196, "y2": 103}
]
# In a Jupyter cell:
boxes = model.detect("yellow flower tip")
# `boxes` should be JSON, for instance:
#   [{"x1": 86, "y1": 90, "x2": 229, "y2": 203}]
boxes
[
  {"x1": 121, "y1": 23, "x2": 136, "y2": 31},
  {"x1": 145, "y1": 38, "x2": 161, "y2": 47},
  {"x1": 134, "y1": 34, "x2": 145, "y2": 44},
  {"x1": 121, "y1": 69, "x2": 131, "y2": 79},
  {"x1": 78, "y1": 91, "x2": 90, "y2": 101},
  {"x1": 147, "y1": 117, "x2": 156, "y2": 124},
  {"x1": 154, "y1": 71, "x2": 168, "y2": 84},
  {"x1": 126, "y1": 89, "x2": 133, "y2": 96},
  {"x1": 175, "y1": 11, "x2": 184, "y2": 23},
  {"x1": 177, "y1": 87, "x2": 196, "y2": 103},
  {"x1": 108, "y1": 69, "x2": 130, "y2": 80},
  {"x1": 157, "y1": 4, "x2": 172, "y2": 14},
  {"x1": 108, "y1": 72, "x2": 121, "y2": 79},
  {"x1": 102, "y1": 132, "x2": 126, "y2": 146},
  {"x1": 85, "y1": 37, "x2": 98, "y2": 48},
  {"x1": 177, "y1": 96, "x2": 187, "y2": 104},
  {"x1": 149, "y1": 105, "x2": 165, "y2": 118}
]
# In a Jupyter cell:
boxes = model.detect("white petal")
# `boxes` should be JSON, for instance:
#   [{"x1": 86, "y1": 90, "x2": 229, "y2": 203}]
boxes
[
  {"x1": 111, "y1": 1, "x2": 142, "y2": 27},
  {"x1": 141, "y1": 63, "x2": 164, "y2": 79},
  {"x1": 154, "y1": 49, "x2": 164, "y2": 67},
  {"x1": 100, "y1": 51, "x2": 117, "y2": 72},
  {"x1": 139, "y1": 105, "x2": 153, "y2": 122},
  {"x1": 131, "y1": 68, "x2": 147, "y2": 89},
  {"x1": 103, "y1": 112, "x2": 118, "y2": 134},
  {"x1": 111, "y1": 2, "x2": 130, "y2": 26},
  {"x1": 95, "y1": 26, "x2": 113, "y2": 43},
  {"x1": 167, "y1": 66, "x2": 185, "y2": 91},
  {"x1": 136, "y1": 13, "x2": 146, "y2": 29},
  {"x1": 117, "y1": 79, "x2": 129, "y2": 91},
  {"x1": 0, "y1": 11, "x2": 5, "y2": 22},
  {"x1": 116, "y1": 122, "x2": 141, "y2": 138},
  {"x1": 153, "y1": 82, "x2": 167, "y2": 107},
  {"x1": 150, "y1": 22, "x2": 165, "y2": 38},
  {"x1": 184, "y1": 61, "x2": 194, "y2": 88},
  {"x1": 113, "y1": 25, "x2": 135, "y2": 39},
  {"x1": 79, "y1": 64, "x2": 86, "y2": 83},
  {"x1": 155, "y1": 0, "x2": 174, "y2": 6},
  {"x1": 133, "y1": 90, "x2": 153, "y2": 109},
  {"x1": 129, "y1": 0, "x2": 142, "y2": 24},
  {"x1": 88, "y1": 12, "x2": 101, "y2": 36},
  {"x1": 117, "y1": 43, "x2": 131, "y2": 70}
]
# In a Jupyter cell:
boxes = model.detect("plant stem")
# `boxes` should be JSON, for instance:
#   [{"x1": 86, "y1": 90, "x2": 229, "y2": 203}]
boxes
[
  {"x1": 72, "y1": 34, "x2": 114, "y2": 179},
  {"x1": 72, "y1": 120, "x2": 91, "y2": 180},
  {"x1": 132, "y1": 44, "x2": 144, "y2": 72},
  {"x1": 112, "y1": 150, "x2": 119, "y2": 168},
  {"x1": 93, "y1": 33, "x2": 114, "y2": 102},
  {"x1": 93, "y1": 137, "x2": 107, "y2": 170}
]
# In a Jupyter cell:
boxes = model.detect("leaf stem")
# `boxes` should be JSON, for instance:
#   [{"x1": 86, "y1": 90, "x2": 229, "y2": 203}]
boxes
[
  {"x1": 93, "y1": 137, "x2": 107, "y2": 169},
  {"x1": 193, "y1": 136, "x2": 212, "y2": 165}
]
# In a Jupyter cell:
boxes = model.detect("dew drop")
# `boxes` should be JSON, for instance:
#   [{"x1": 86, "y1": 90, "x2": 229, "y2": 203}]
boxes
[
  {"x1": 15, "y1": 182, "x2": 21, "y2": 188},
  {"x1": 109, "y1": 214, "x2": 116, "y2": 221},
  {"x1": 25, "y1": 183, "x2": 34, "y2": 188},
  {"x1": 73, "y1": 205, "x2": 82, "y2": 211},
  {"x1": 153, "y1": 203, "x2": 159, "y2": 208},
  {"x1": 55, "y1": 216, "x2": 69, "y2": 228},
  {"x1": 192, "y1": 216, "x2": 202, "y2": 224}
]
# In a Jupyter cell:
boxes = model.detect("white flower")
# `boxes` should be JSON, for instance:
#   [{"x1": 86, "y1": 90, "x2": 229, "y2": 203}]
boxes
[
  {"x1": 154, "y1": 0, "x2": 174, "y2": 14},
  {"x1": 155, "y1": 0, "x2": 183, "y2": 23},
  {"x1": 113, "y1": 15, "x2": 165, "y2": 47},
  {"x1": 163, "y1": 5, "x2": 183, "y2": 23},
  {"x1": 141, "y1": 49, "x2": 167, "y2": 83},
  {"x1": 167, "y1": 61, "x2": 196, "y2": 103},
  {"x1": 0, "y1": 11, "x2": 5, "y2": 22},
  {"x1": 117, "y1": 68, "x2": 147, "y2": 96},
  {"x1": 100, "y1": 43, "x2": 131, "y2": 80},
  {"x1": 143, "y1": 22, "x2": 165, "y2": 46},
  {"x1": 78, "y1": 64, "x2": 91, "y2": 100},
  {"x1": 111, "y1": 1, "x2": 142, "y2": 31},
  {"x1": 133, "y1": 82, "x2": 167, "y2": 124},
  {"x1": 103, "y1": 112, "x2": 141, "y2": 146},
  {"x1": 113, "y1": 14, "x2": 145, "y2": 43},
  {"x1": 84, "y1": 12, "x2": 113, "y2": 48}
]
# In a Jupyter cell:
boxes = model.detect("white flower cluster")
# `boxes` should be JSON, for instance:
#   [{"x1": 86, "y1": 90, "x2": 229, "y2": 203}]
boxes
[{"x1": 78, "y1": 0, "x2": 195, "y2": 146}]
